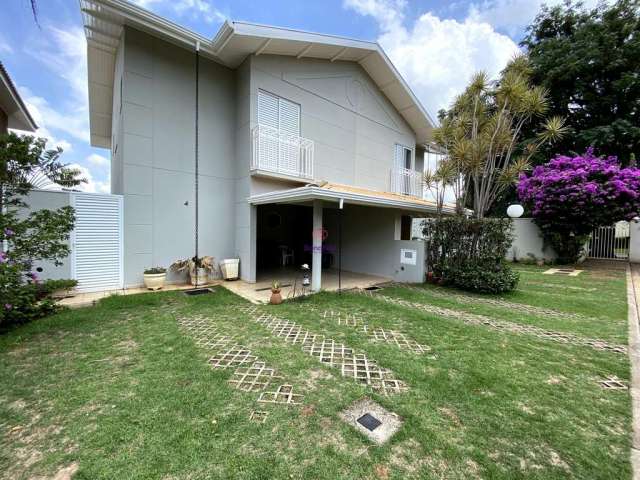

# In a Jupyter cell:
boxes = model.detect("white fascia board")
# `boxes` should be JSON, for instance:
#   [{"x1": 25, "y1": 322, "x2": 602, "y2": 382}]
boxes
[
  {"x1": 247, "y1": 186, "x2": 446, "y2": 214},
  {"x1": 227, "y1": 22, "x2": 377, "y2": 51}
]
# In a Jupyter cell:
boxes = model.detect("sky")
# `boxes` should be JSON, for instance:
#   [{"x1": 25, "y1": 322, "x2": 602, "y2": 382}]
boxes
[{"x1": 0, "y1": 0, "x2": 600, "y2": 193}]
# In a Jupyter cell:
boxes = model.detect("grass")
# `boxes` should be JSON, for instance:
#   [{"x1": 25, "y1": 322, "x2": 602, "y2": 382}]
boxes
[{"x1": 0, "y1": 264, "x2": 631, "y2": 479}]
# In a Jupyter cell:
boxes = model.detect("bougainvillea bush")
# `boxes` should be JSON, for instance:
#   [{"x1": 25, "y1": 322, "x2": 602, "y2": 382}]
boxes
[{"x1": 518, "y1": 148, "x2": 640, "y2": 263}]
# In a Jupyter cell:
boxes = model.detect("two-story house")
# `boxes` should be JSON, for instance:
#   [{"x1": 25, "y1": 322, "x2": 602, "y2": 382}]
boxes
[{"x1": 80, "y1": 0, "x2": 454, "y2": 290}]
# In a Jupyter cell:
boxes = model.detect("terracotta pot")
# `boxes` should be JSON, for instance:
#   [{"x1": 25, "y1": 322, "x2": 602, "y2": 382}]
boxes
[
  {"x1": 426, "y1": 271, "x2": 434, "y2": 283},
  {"x1": 270, "y1": 289, "x2": 282, "y2": 305},
  {"x1": 144, "y1": 272, "x2": 166, "y2": 290}
]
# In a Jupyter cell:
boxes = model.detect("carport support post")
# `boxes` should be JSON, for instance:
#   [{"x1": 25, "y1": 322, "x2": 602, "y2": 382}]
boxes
[{"x1": 312, "y1": 200, "x2": 323, "y2": 292}]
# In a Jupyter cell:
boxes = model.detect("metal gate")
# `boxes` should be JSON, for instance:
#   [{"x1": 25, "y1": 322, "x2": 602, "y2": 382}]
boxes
[
  {"x1": 70, "y1": 192, "x2": 123, "y2": 292},
  {"x1": 587, "y1": 221, "x2": 630, "y2": 260}
]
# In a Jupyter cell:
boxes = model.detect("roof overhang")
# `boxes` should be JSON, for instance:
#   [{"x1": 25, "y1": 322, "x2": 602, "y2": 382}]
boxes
[
  {"x1": 248, "y1": 184, "x2": 456, "y2": 215},
  {"x1": 80, "y1": 0, "x2": 436, "y2": 149},
  {"x1": 0, "y1": 63, "x2": 37, "y2": 132}
]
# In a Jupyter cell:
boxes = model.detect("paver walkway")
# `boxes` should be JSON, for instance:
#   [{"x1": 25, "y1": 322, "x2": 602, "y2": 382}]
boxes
[
  {"x1": 391, "y1": 283, "x2": 591, "y2": 320},
  {"x1": 239, "y1": 305, "x2": 408, "y2": 395},
  {"x1": 360, "y1": 289, "x2": 627, "y2": 355},
  {"x1": 626, "y1": 265, "x2": 640, "y2": 479}
]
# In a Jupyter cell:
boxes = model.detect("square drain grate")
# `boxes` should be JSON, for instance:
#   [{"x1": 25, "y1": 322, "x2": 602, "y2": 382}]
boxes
[
  {"x1": 357, "y1": 413, "x2": 382, "y2": 431},
  {"x1": 184, "y1": 288, "x2": 214, "y2": 296},
  {"x1": 340, "y1": 398, "x2": 403, "y2": 445}
]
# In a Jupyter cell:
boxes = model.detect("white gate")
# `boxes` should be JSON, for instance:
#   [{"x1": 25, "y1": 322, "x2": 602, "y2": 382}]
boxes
[
  {"x1": 71, "y1": 193, "x2": 123, "y2": 292},
  {"x1": 587, "y1": 221, "x2": 630, "y2": 260}
]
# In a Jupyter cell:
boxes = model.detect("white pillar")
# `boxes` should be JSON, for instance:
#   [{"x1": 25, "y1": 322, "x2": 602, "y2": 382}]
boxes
[
  {"x1": 312, "y1": 200, "x2": 323, "y2": 291},
  {"x1": 630, "y1": 221, "x2": 640, "y2": 264}
]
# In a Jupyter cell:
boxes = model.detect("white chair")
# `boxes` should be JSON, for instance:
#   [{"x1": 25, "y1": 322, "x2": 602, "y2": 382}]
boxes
[{"x1": 278, "y1": 245, "x2": 294, "y2": 267}]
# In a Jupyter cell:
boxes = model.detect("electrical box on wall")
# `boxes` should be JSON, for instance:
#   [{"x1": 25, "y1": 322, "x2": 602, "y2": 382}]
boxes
[{"x1": 400, "y1": 248, "x2": 417, "y2": 266}]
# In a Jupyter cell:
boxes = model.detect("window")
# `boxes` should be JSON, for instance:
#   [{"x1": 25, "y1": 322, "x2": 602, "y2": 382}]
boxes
[
  {"x1": 257, "y1": 90, "x2": 302, "y2": 175},
  {"x1": 394, "y1": 144, "x2": 412, "y2": 170},
  {"x1": 400, "y1": 215, "x2": 412, "y2": 241},
  {"x1": 257, "y1": 90, "x2": 300, "y2": 135}
]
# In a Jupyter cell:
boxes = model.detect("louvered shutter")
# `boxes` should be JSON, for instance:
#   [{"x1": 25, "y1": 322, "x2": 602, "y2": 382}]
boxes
[
  {"x1": 257, "y1": 91, "x2": 279, "y2": 171},
  {"x1": 71, "y1": 193, "x2": 123, "y2": 292},
  {"x1": 278, "y1": 97, "x2": 300, "y2": 174}
]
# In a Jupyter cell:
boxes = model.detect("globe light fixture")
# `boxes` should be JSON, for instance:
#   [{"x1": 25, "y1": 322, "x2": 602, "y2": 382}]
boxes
[{"x1": 507, "y1": 204, "x2": 524, "y2": 218}]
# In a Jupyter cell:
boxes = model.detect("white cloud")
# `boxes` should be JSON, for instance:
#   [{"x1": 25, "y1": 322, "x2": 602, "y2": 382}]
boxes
[
  {"x1": 23, "y1": 27, "x2": 90, "y2": 144},
  {"x1": 87, "y1": 153, "x2": 109, "y2": 167},
  {"x1": 467, "y1": 0, "x2": 602, "y2": 37},
  {"x1": 69, "y1": 164, "x2": 110, "y2": 194},
  {"x1": 344, "y1": 0, "x2": 520, "y2": 115}
]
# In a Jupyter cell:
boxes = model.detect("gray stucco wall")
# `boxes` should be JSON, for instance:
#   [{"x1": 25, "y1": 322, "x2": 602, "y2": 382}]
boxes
[
  {"x1": 19, "y1": 190, "x2": 72, "y2": 280},
  {"x1": 248, "y1": 55, "x2": 417, "y2": 193},
  {"x1": 117, "y1": 27, "x2": 237, "y2": 287},
  {"x1": 325, "y1": 204, "x2": 425, "y2": 283}
]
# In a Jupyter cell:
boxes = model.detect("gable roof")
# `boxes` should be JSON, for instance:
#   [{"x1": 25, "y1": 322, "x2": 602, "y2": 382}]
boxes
[
  {"x1": 0, "y1": 62, "x2": 37, "y2": 132},
  {"x1": 80, "y1": 0, "x2": 436, "y2": 149}
]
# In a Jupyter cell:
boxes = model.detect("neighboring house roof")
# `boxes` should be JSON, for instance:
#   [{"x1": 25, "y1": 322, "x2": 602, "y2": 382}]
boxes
[
  {"x1": 248, "y1": 182, "x2": 457, "y2": 215},
  {"x1": 80, "y1": 0, "x2": 436, "y2": 148},
  {"x1": 0, "y1": 62, "x2": 37, "y2": 132}
]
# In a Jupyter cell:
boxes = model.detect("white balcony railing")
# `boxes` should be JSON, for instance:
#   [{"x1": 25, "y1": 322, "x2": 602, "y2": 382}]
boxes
[
  {"x1": 251, "y1": 124, "x2": 314, "y2": 179},
  {"x1": 389, "y1": 167, "x2": 424, "y2": 198}
]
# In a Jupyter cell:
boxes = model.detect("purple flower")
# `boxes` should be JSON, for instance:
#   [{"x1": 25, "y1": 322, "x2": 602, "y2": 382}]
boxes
[
  {"x1": 0, "y1": 252, "x2": 6, "y2": 263},
  {"x1": 3, "y1": 228, "x2": 14, "y2": 238},
  {"x1": 4, "y1": 304, "x2": 12, "y2": 310}
]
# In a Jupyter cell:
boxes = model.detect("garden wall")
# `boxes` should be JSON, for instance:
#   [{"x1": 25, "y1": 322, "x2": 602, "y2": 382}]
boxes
[{"x1": 506, "y1": 218, "x2": 557, "y2": 263}]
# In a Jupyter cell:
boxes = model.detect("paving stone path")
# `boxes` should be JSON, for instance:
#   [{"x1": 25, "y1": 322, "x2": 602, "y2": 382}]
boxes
[
  {"x1": 319, "y1": 309, "x2": 431, "y2": 355},
  {"x1": 390, "y1": 283, "x2": 591, "y2": 321},
  {"x1": 239, "y1": 305, "x2": 408, "y2": 395},
  {"x1": 177, "y1": 314, "x2": 304, "y2": 406},
  {"x1": 359, "y1": 290, "x2": 627, "y2": 355}
]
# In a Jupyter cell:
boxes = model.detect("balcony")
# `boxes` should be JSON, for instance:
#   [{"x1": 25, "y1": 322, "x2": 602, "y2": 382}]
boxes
[
  {"x1": 251, "y1": 124, "x2": 314, "y2": 180},
  {"x1": 389, "y1": 167, "x2": 424, "y2": 198}
]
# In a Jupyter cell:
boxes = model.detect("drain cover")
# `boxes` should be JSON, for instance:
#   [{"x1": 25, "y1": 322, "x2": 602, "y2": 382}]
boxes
[
  {"x1": 184, "y1": 288, "x2": 214, "y2": 296},
  {"x1": 357, "y1": 413, "x2": 382, "y2": 431}
]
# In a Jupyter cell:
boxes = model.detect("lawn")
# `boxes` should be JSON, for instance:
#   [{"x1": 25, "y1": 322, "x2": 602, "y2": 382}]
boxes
[{"x1": 0, "y1": 264, "x2": 631, "y2": 479}]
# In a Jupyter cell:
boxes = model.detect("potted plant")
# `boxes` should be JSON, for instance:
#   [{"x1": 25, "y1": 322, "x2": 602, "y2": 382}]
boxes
[
  {"x1": 143, "y1": 267, "x2": 167, "y2": 290},
  {"x1": 270, "y1": 280, "x2": 283, "y2": 305},
  {"x1": 171, "y1": 256, "x2": 216, "y2": 286}
]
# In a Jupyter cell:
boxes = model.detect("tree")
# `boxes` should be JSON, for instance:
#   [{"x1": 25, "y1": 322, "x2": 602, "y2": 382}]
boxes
[
  {"x1": 517, "y1": 148, "x2": 640, "y2": 263},
  {"x1": 433, "y1": 56, "x2": 567, "y2": 218},
  {"x1": 521, "y1": 0, "x2": 640, "y2": 165},
  {"x1": 0, "y1": 133, "x2": 84, "y2": 325}
]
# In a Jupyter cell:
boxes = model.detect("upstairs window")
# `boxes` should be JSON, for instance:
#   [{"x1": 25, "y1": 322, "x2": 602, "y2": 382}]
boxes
[
  {"x1": 258, "y1": 90, "x2": 300, "y2": 136},
  {"x1": 256, "y1": 90, "x2": 303, "y2": 176},
  {"x1": 394, "y1": 144, "x2": 412, "y2": 170}
]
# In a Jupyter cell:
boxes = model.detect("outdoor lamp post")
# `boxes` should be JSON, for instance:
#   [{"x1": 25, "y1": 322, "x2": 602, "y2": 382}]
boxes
[{"x1": 507, "y1": 204, "x2": 524, "y2": 218}]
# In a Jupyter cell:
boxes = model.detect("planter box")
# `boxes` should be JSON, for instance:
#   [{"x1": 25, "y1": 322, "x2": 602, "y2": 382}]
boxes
[
  {"x1": 144, "y1": 272, "x2": 166, "y2": 290},
  {"x1": 220, "y1": 258, "x2": 240, "y2": 280},
  {"x1": 189, "y1": 267, "x2": 210, "y2": 286}
]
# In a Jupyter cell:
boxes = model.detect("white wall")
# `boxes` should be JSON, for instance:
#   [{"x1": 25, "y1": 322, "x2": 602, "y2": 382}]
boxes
[
  {"x1": 324, "y1": 204, "x2": 425, "y2": 282},
  {"x1": 507, "y1": 218, "x2": 557, "y2": 262},
  {"x1": 117, "y1": 27, "x2": 238, "y2": 287},
  {"x1": 19, "y1": 190, "x2": 73, "y2": 280},
  {"x1": 248, "y1": 55, "x2": 417, "y2": 193}
]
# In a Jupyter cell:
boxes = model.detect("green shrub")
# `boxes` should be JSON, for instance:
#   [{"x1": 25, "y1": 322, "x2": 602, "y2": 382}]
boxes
[
  {"x1": 424, "y1": 217, "x2": 519, "y2": 294},
  {"x1": 0, "y1": 262, "x2": 76, "y2": 327},
  {"x1": 441, "y1": 261, "x2": 519, "y2": 294}
]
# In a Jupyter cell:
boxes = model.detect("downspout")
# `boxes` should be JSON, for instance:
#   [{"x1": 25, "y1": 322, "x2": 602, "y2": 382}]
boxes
[
  {"x1": 194, "y1": 41, "x2": 200, "y2": 287},
  {"x1": 338, "y1": 198, "x2": 343, "y2": 294}
]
